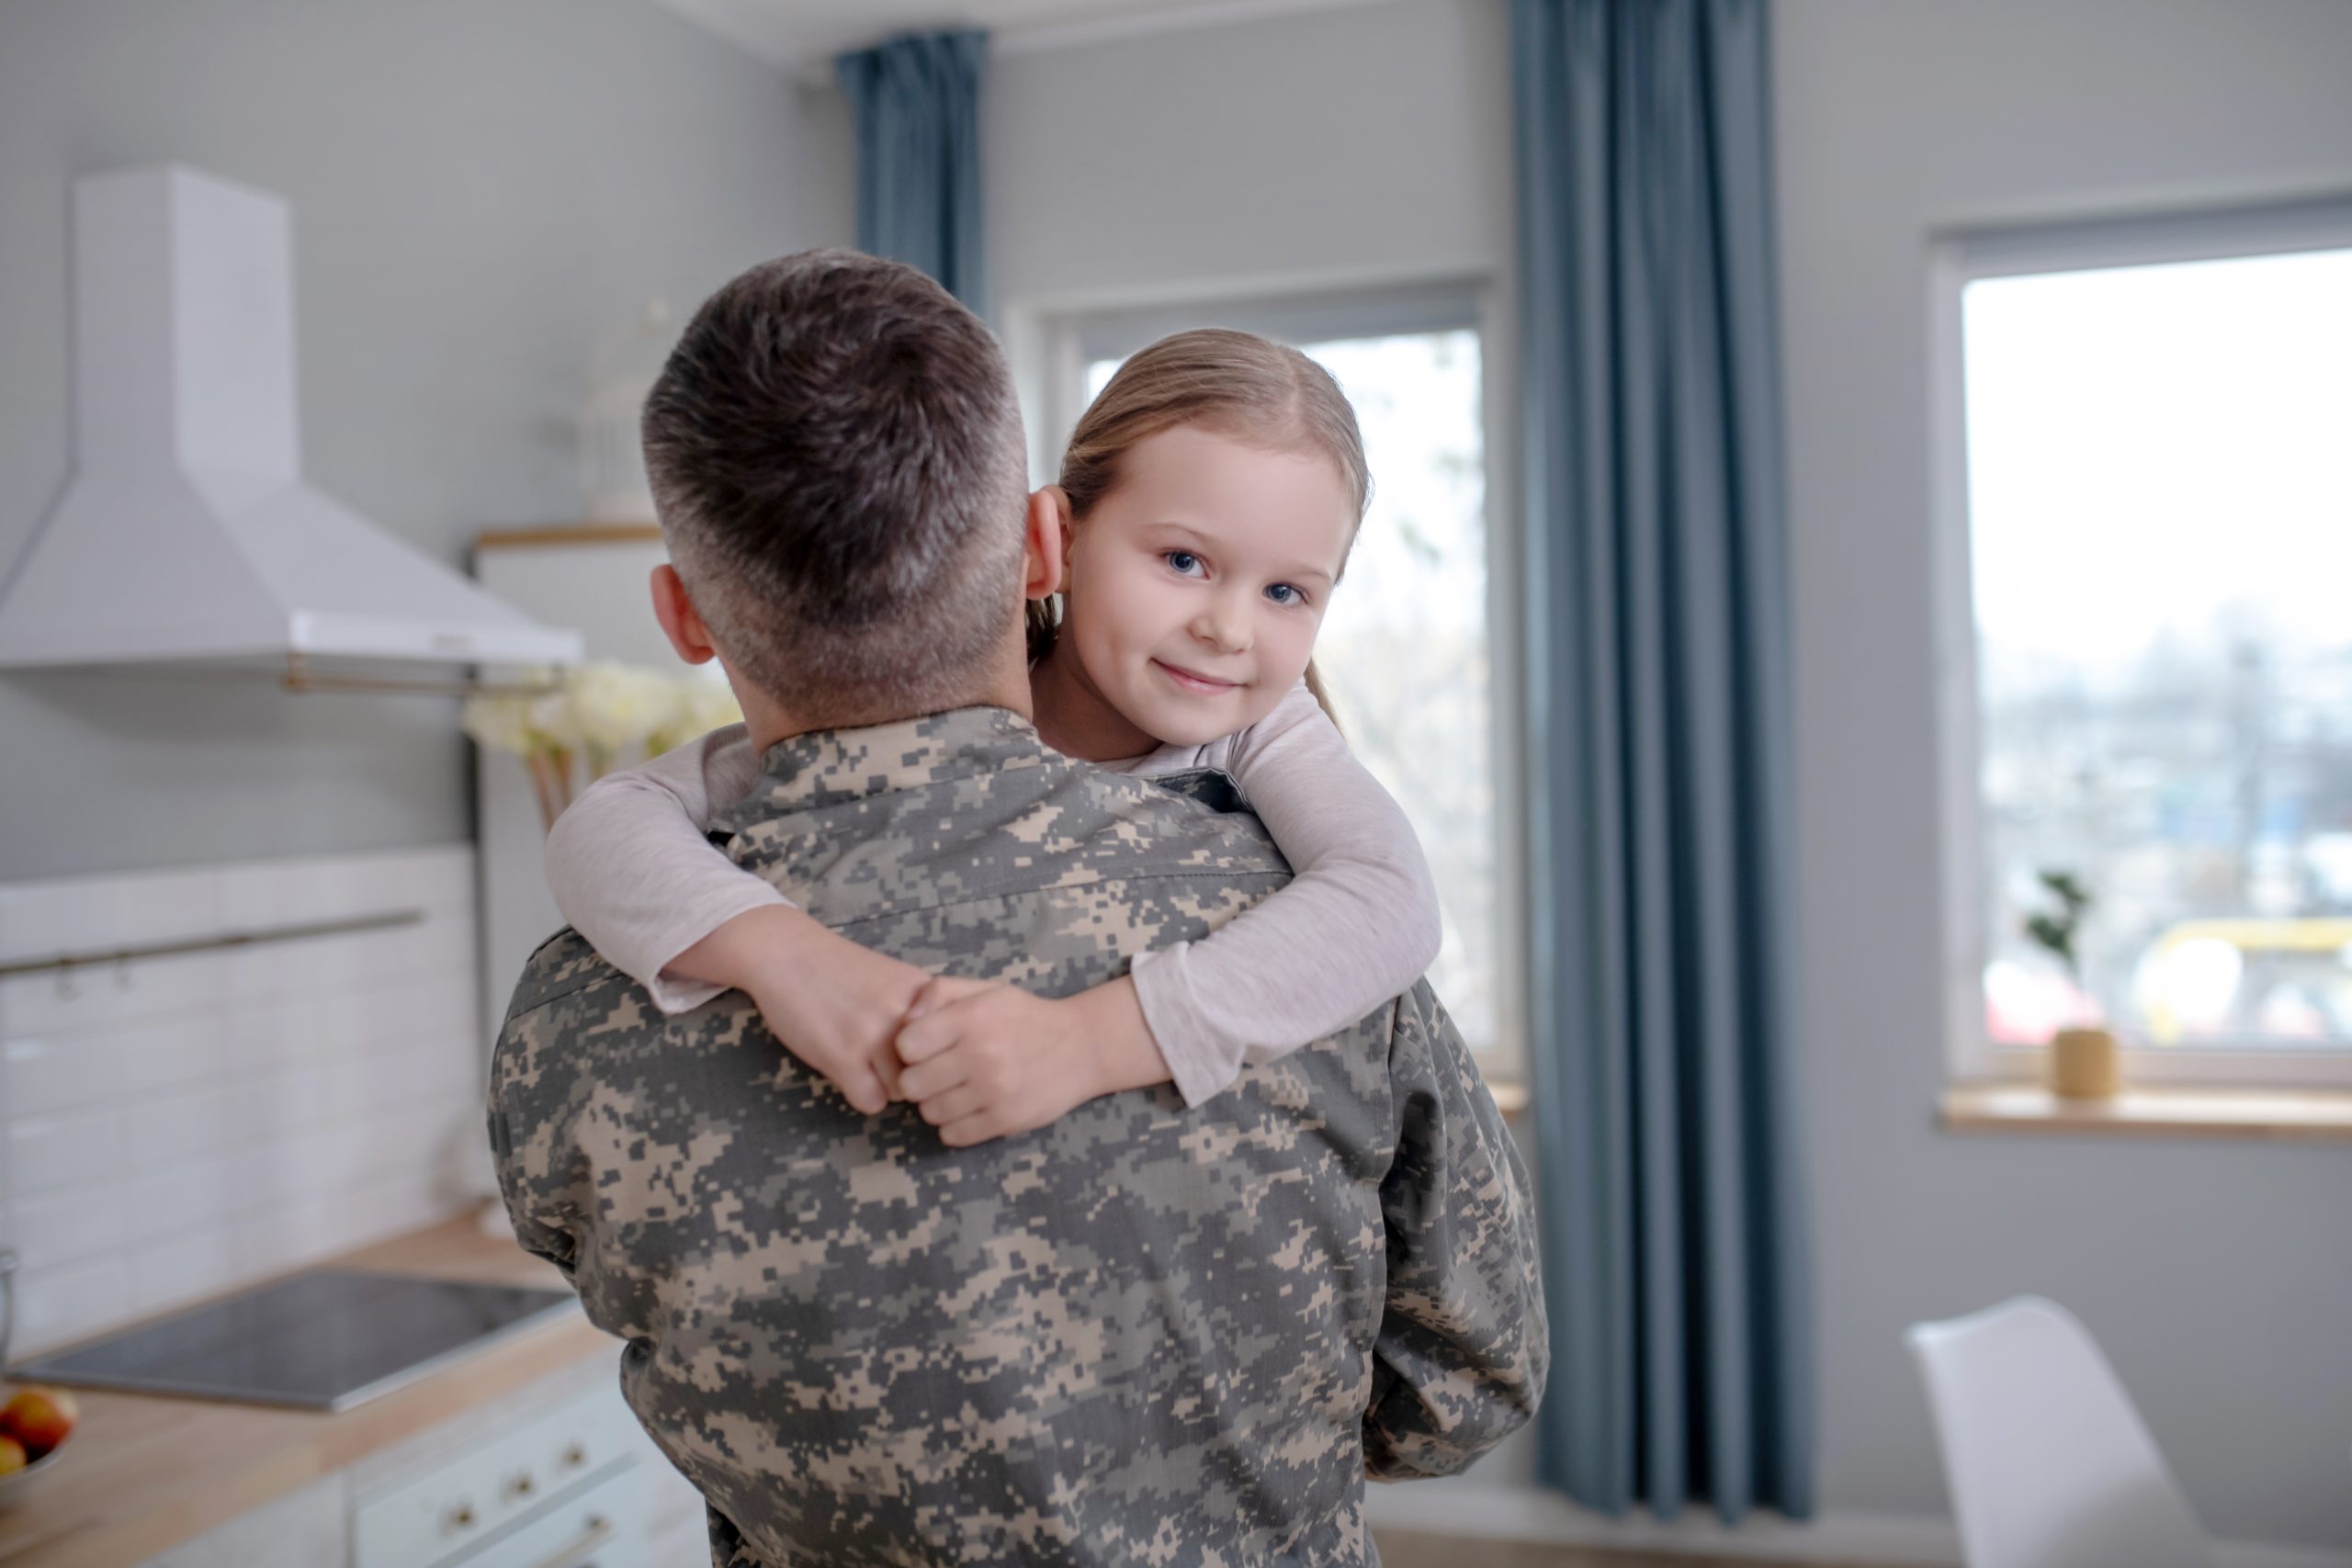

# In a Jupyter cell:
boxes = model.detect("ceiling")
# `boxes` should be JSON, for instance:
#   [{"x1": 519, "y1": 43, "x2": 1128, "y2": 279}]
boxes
[{"x1": 646, "y1": 0, "x2": 1379, "y2": 69}]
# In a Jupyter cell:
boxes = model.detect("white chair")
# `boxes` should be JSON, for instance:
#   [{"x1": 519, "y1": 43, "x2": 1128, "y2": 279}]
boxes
[{"x1": 1905, "y1": 1296, "x2": 2212, "y2": 1568}]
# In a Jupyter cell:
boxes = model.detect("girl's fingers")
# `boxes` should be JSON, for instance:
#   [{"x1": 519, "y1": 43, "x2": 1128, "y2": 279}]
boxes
[
  {"x1": 898, "y1": 993, "x2": 992, "y2": 1063},
  {"x1": 906, "y1": 976, "x2": 989, "y2": 1021},
  {"x1": 834, "y1": 1068, "x2": 888, "y2": 1116},
  {"x1": 897, "y1": 1010, "x2": 959, "y2": 1066},
  {"x1": 916, "y1": 1084, "x2": 988, "y2": 1128},
  {"x1": 904, "y1": 978, "x2": 950, "y2": 1021},
  {"x1": 898, "y1": 1047, "x2": 969, "y2": 1103}
]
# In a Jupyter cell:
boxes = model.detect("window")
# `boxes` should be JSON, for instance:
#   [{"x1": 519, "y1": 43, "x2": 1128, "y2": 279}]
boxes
[
  {"x1": 1030, "y1": 284, "x2": 1522, "y2": 1071},
  {"x1": 1936, "y1": 201, "x2": 2352, "y2": 1086}
]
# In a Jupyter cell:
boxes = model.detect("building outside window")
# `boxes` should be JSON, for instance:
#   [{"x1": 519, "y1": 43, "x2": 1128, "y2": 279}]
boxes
[{"x1": 1939, "y1": 204, "x2": 2352, "y2": 1085}]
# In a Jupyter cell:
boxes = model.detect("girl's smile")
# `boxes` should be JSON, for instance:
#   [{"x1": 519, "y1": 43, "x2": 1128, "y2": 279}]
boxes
[{"x1": 1153, "y1": 659, "x2": 1241, "y2": 695}]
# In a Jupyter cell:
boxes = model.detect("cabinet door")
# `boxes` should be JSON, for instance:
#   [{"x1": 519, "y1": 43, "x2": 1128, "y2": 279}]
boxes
[{"x1": 138, "y1": 1475, "x2": 346, "y2": 1568}]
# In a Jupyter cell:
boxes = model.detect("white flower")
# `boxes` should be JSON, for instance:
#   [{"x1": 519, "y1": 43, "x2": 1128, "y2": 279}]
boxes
[
  {"x1": 459, "y1": 691, "x2": 536, "y2": 756},
  {"x1": 566, "y1": 661, "x2": 674, "y2": 757},
  {"x1": 646, "y1": 673, "x2": 744, "y2": 758},
  {"x1": 526, "y1": 683, "x2": 583, "y2": 753},
  {"x1": 679, "y1": 676, "x2": 743, "y2": 736}
]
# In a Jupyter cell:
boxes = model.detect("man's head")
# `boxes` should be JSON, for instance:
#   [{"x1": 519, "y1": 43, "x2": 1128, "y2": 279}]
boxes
[{"x1": 641, "y1": 250, "x2": 1035, "y2": 730}]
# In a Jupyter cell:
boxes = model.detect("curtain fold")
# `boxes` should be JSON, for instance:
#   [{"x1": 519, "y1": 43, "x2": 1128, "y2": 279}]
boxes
[
  {"x1": 835, "y1": 29, "x2": 989, "y2": 316},
  {"x1": 1510, "y1": 0, "x2": 1814, "y2": 1523}
]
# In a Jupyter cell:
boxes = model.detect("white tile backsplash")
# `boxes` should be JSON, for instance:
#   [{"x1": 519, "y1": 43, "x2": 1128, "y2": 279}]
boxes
[
  {"x1": 4, "y1": 1031, "x2": 127, "y2": 1120},
  {"x1": 12, "y1": 1187, "x2": 128, "y2": 1269},
  {"x1": 0, "y1": 845, "x2": 482, "y2": 1359},
  {"x1": 1, "y1": 949, "x2": 231, "y2": 1037},
  {"x1": 7, "y1": 1104, "x2": 128, "y2": 1197}
]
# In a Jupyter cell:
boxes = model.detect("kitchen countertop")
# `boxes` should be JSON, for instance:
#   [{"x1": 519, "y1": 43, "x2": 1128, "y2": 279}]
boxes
[{"x1": 0, "y1": 1213, "x2": 613, "y2": 1568}]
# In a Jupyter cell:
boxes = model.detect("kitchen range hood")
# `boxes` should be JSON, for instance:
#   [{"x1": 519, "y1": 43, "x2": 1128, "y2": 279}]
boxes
[{"x1": 0, "y1": 166, "x2": 582, "y2": 681}]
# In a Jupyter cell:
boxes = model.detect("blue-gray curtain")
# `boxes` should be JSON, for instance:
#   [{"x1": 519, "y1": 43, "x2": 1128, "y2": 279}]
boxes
[
  {"x1": 1510, "y1": 0, "x2": 1814, "y2": 1523},
  {"x1": 835, "y1": 30, "x2": 989, "y2": 316}
]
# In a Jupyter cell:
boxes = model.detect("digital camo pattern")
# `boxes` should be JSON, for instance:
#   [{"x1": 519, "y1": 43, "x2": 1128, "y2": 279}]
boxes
[{"x1": 488, "y1": 706, "x2": 1546, "y2": 1567}]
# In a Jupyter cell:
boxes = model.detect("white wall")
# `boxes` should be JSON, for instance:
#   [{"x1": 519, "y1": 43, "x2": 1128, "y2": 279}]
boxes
[
  {"x1": 989, "y1": 0, "x2": 1511, "y2": 311},
  {"x1": 1777, "y1": 0, "x2": 2352, "y2": 1549},
  {"x1": 991, "y1": 0, "x2": 2352, "y2": 1551},
  {"x1": 0, "y1": 0, "x2": 849, "y2": 883}
]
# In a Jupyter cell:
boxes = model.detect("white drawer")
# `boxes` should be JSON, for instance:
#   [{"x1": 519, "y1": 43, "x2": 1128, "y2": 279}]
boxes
[
  {"x1": 447, "y1": 1463, "x2": 642, "y2": 1568},
  {"x1": 353, "y1": 1382, "x2": 643, "y2": 1568}
]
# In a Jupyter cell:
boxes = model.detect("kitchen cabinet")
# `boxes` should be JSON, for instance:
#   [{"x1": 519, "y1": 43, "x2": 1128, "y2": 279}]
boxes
[
  {"x1": 133, "y1": 1478, "x2": 346, "y2": 1568},
  {"x1": 135, "y1": 1376, "x2": 705, "y2": 1568}
]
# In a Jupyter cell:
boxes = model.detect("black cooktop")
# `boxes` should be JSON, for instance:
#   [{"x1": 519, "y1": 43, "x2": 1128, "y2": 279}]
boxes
[{"x1": 10, "y1": 1270, "x2": 579, "y2": 1412}]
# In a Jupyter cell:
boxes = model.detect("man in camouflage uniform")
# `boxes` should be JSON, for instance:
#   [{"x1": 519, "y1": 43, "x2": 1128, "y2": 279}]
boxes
[{"x1": 488, "y1": 250, "x2": 1546, "y2": 1566}]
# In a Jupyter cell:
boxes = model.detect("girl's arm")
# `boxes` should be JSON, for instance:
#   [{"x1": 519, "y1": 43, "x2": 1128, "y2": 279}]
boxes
[
  {"x1": 544, "y1": 724, "x2": 782, "y2": 1014},
  {"x1": 1129, "y1": 679, "x2": 1443, "y2": 1103},
  {"x1": 892, "y1": 681, "x2": 1442, "y2": 1142},
  {"x1": 544, "y1": 726, "x2": 929, "y2": 1114}
]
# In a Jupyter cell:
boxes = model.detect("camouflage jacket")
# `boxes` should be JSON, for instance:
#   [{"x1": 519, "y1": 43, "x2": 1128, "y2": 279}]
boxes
[{"x1": 488, "y1": 707, "x2": 1546, "y2": 1567}]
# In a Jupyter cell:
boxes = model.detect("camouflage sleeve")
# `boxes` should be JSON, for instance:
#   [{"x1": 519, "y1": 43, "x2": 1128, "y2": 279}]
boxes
[
  {"x1": 1363, "y1": 979, "x2": 1550, "y2": 1480},
  {"x1": 484, "y1": 981, "x2": 584, "y2": 1285}
]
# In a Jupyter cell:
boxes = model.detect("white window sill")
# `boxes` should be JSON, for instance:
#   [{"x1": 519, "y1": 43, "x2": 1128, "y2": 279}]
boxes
[{"x1": 1939, "y1": 1081, "x2": 2352, "y2": 1142}]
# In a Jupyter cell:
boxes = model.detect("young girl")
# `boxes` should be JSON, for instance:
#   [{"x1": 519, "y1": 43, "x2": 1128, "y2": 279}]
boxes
[{"x1": 545, "y1": 328, "x2": 1443, "y2": 1145}]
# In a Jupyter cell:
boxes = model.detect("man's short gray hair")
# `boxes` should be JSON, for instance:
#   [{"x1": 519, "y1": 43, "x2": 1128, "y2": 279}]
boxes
[{"x1": 642, "y1": 250, "x2": 1028, "y2": 724}]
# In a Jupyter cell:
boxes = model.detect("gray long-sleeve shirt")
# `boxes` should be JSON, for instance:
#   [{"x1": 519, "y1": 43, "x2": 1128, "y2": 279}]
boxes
[{"x1": 489, "y1": 706, "x2": 1546, "y2": 1567}]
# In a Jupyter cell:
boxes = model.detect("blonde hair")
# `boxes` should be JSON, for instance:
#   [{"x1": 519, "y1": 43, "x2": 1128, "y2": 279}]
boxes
[{"x1": 1027, "y1": 328, "x2": 1370, "y2": 723}]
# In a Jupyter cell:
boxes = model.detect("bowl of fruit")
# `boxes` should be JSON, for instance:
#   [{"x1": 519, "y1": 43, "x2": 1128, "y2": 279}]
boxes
[{"x1": 0, "y1": 1249, "x2": 81, "y2": 1502}]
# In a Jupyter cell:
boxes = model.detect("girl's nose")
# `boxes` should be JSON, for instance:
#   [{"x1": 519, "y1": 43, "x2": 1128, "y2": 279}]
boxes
[{"x1": 1191, "y1": 604, "x2": 1251, "y2": 653}]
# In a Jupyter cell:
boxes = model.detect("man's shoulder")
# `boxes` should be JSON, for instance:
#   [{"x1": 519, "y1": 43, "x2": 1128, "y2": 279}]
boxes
[
  {"x1": 497, "y1": 927, "x2": 654, "y2": 1054},
  {"x1": 1066, "y1": 762, "x2": 1290, "y2": 879},
  {"x1": 728, "y1": 753, "x2": 1295, "y2": 936}
]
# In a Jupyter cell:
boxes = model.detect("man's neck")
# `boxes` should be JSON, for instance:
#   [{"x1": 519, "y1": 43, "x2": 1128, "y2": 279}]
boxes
[{"x1": 735, "y1": 647, "x2": 1035, "y2": 757}]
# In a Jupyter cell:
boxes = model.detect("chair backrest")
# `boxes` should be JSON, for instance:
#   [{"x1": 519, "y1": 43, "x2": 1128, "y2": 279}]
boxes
[{"x1": 1905, "y1": 1296, "x2": 2211, "y2": 1568}]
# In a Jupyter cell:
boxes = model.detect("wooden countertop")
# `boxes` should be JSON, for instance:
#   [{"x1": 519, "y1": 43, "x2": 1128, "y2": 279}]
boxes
[{"x1": 0, "y1": 1213, "x2": 615, "y2": 1568}]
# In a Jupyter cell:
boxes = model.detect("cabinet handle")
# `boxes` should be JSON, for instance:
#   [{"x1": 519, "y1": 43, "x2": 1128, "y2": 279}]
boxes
[
  {"x1": 503, "y1": 1471, "x2": 537, "y2": 1501},
  {"x1": 522, "y1": 1514, "x2": 615, "y2": 1568},
  {"x1": 442, "y1": 1502, "x2": 478, "y2": 1533},
  {"x1": 561, "y1": 1441, "x2": 589, "y2": 1469}
]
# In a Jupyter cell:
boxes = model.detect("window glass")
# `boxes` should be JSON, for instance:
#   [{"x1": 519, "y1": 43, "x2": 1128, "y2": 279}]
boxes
[{"x1": 1965, "y1": 247, "x2": 2352, "y2": 1053}]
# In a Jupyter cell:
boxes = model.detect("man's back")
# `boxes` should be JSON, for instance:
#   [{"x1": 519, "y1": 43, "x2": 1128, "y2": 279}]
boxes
[{"x1": 490, "y1": 708, "x2": 1544, "y2": 1566}]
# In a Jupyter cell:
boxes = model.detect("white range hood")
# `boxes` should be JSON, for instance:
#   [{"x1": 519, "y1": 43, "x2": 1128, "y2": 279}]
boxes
[{"x1": 0, "y1": 166, "x2": 582, "y2": 676}]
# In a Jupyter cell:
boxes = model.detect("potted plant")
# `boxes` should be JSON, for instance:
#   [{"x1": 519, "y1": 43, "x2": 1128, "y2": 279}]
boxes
[{"x1": 2026, "y1": 869, "x2": 2119, "y2": 1098}]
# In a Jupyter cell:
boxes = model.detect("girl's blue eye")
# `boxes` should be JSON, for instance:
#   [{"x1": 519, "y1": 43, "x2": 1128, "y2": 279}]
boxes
[
  {"x1": 1164, "y1": 550, "x2": 1204, "y2": 576},
  {"x1": 1265, "y1": 582, "x2": 1307, "y2": 607}
]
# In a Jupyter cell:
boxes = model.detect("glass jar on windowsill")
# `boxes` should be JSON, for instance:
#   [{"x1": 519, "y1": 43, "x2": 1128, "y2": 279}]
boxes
[{"x1": 2049, "y1": 1026, "x2": 2120, "y2": 1099}]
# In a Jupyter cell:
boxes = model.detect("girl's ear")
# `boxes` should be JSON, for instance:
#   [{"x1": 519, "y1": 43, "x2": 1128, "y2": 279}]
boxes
[{"x1": 1023, "y1": 486, "x2": 1074, "y2": 600}]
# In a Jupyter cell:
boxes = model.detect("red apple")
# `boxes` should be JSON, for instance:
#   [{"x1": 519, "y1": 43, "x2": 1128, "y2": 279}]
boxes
[
  {"x1": 0, "y1": 1387, "x2": 77, "y2": 1454},
  {"x1": 0, "y1": 1435, "x2": 26, "y2": 1475}
]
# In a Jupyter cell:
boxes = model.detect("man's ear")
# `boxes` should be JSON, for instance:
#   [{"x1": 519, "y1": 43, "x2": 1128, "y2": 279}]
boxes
[
  {"x1": 649, "y1": 564, "x2": 718, "y2": 665},
  {"x1": 1023, "y1": 487, "x2": 1073, "y2": 602}
]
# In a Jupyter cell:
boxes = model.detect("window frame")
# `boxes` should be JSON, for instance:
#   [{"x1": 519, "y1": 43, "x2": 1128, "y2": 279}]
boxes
[
  {"x1": 1009, "y1": 275, "x2": 1531, "y2": 1087},
  {"x1": 1929, "y1": 195, "x2": 2352, "y2": 1090}
]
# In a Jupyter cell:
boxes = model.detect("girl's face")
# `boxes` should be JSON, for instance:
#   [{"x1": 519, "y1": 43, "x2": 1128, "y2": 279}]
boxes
[{"x1": 1056, "y1": 423, "x2": 1356, "y2": 750}]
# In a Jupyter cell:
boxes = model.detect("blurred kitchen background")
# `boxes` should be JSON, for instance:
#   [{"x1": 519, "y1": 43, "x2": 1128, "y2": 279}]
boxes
[{"x1": 1, "y1": 1, "x2": 2348, "y2": 1565}]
